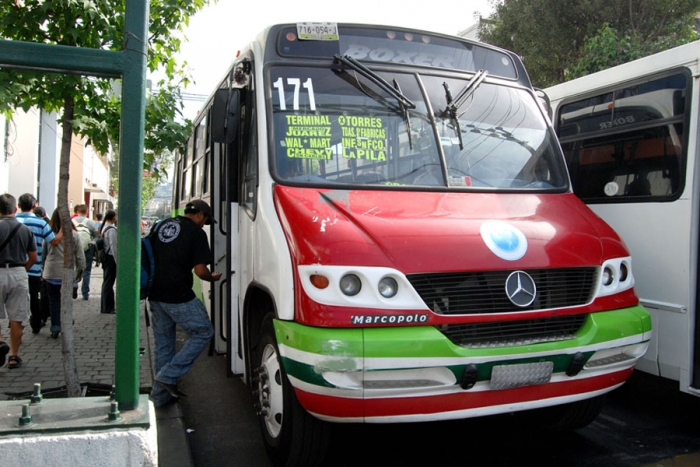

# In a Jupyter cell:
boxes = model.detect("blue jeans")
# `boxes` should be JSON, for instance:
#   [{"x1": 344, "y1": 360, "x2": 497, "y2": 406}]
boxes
[
  {"x1": 81, "y1": 246, "x2": 94, "y2": 299},
  {"x1": 149, "y1": 298, "x2": 213, "y2": 406},
  {"x1": 46, "y1": 282, "x2": 62, "y2": 332}
]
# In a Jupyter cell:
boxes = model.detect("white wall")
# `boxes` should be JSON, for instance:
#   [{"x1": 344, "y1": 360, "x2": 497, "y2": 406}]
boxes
[
  {"x1": 38, "y1": 110, "x2": 60, "y2": 213},
  {"x1": 6, "y1": 108, "x2": 41, "y2": 200},
  {"x1": 0, "y1": 113, "x2": 7, "y2": 194}
]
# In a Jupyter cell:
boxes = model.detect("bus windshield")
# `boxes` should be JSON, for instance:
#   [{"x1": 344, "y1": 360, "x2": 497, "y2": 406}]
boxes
[{"x1": 270, "y1": 64, "x2": 568, "y2": 190}]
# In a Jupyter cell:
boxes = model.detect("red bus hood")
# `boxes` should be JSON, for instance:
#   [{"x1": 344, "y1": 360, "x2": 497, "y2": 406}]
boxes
[{"x1": 274, "y1": 186, "x2": 628, "y2": 272}]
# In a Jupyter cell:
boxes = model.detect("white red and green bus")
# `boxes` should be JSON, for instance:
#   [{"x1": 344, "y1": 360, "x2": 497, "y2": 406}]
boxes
[
  {"x1": 173, "y1": 23, "x2": 651, "y2": 466},
  {"x1": 546, "y1": 41, "x2": 700, "y2": 398}
]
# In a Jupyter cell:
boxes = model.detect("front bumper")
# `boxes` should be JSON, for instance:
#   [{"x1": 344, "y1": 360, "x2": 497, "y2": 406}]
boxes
[{"x1": 275, "y1": 305, "x2": 651, "y2": 423}]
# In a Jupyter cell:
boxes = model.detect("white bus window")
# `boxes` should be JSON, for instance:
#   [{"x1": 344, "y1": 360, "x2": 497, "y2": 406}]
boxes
[
  {"x1": 242, "y1": 107, "x2": 257, "y2": 216},
  {"x1": 557, "y1": 72, "x2": 689, "y2": 202}
]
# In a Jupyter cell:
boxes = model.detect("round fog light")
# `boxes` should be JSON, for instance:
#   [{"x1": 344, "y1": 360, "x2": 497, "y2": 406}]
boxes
[
  {"x1": 340, "y1": 274, "x2": 361, "y2": 296},
  {"x1": 602, "y1": 267, "x2": 614, "y2": 286},
  {"x1": 378, "y1": 277, "x2": 398, "y2": 298}
]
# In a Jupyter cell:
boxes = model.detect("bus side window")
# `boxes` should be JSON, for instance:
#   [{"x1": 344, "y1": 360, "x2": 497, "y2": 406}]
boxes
[
  {"x1": 557, "y1": 71, "x2": 689, "y2": 203},
  {"x1": 241, "y1": 106, "x2": 258, "y2": 218}
]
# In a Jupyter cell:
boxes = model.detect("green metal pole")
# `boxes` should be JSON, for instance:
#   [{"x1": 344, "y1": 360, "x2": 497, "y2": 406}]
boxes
[{"x1": 114, "y1": 0, "x2": 149, "y2": 411}]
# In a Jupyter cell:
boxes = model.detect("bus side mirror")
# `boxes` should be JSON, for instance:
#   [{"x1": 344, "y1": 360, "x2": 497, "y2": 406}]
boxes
[{"x1": 211, "y1": 88, "x2": 241, "y2": 143}]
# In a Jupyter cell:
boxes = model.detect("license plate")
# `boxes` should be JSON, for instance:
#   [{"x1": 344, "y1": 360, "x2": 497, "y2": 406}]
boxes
[
  {"x1": 490, "y1": 361, "x2": 554, "y2": 390},
  {"x1": 297, "y1": 22, "x2": 339, "y2": 41}
]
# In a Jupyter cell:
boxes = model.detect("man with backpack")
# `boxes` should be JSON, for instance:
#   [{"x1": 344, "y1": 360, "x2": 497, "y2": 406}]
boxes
[
  {"x1": 147, "y1": 199, "x2": 221, "y2": 406},
  {"x1": 72, "y1": 204, "x2": 97, "y2": 300},
  {"x1": 0, "y1": 194, "x2": 37, "y2": 370}
]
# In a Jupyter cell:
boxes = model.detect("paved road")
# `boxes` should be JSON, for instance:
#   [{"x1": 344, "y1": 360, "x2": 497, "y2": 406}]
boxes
[{"x1": 179, "y1": 347, "x2": 700, "y2": 467}]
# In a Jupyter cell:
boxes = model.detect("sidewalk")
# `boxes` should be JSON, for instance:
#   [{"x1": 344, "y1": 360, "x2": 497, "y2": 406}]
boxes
[
  {"x1": 0, "y1": 265, "x2": 192, "y2": 466},
  {"x1": 0, "y1": 267, "x2": 153, "y2": 397}
]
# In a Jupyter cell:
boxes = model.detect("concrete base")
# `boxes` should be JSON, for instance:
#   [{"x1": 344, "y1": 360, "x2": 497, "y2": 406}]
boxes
[{"x1": 0, "y1": 394, "x2": 157, "y2": 466}]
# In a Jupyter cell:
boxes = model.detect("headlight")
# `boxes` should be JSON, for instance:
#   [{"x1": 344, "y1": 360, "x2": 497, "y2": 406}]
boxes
[
  {"x1": 595, "y1": 257, "x2": 635, "y2": 298},
  {"x1": 378, "y1": 277, "x2": 398, "y2": 298},
  {"x1": 340, "y1": 274, "x2": 362, "y2": 296},
  {"x1": 619, "y1": 262, "x2": 628, "y2": 282},
  {"x1": 602, "y1": 267, "x2": 614, "y2": 286},
  {"x1": 297, "y1": 265, "x2": 427, "y2": 310}
]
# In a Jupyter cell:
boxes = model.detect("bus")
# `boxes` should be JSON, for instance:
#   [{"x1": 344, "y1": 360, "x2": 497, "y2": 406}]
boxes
[
  {"x1": 174, "y1": 23, "x2": 651, "y2": 465},
  {"x1": 546, "y1": 41, "x2": 700, "y2": 398}
]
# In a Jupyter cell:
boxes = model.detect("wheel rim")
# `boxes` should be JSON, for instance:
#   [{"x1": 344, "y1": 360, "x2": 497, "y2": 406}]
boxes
[{"x1": 258, "y1": 342, "x2": 284, "y2": 438}]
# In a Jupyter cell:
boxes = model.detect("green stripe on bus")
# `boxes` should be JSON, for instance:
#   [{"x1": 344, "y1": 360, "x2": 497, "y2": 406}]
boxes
[{"x1": 274, "y1": 305, "x2": 649, "y2": 360}]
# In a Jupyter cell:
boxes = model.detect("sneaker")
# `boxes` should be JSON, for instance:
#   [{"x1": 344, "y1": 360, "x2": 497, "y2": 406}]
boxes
[
  {"x1": 0, "y1": 342, "x2": 9, "y2": 366},
  {"x1": 155, "y1": 379, "x2": 187, "y2": 398}
]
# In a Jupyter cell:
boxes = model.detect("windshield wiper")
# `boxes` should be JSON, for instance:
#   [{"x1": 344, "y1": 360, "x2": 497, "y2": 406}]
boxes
[
  {"x1": 334, "y1": 54, "x2": 417, "y2": 149},
  {"x1": 442, "y1": 70, "x2": 488, "y2": 150}
]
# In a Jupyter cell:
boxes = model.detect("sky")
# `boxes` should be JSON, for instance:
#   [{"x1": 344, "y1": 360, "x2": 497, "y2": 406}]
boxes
[{"x1": 177, "y1": 0, "x2": 493, "y2": 119}]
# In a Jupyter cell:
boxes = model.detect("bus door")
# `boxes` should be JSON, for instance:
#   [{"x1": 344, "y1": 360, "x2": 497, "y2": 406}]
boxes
[
  {"x1": 236, "y1": 87, "x2": 257, "y2": 379},
  {"x1": 188, "y1": 116, "x2": 225, "y2": 356},
  {"x1": 210, "y1": 70, "x2": 251, "y2": 376},
  {"x1": 209, "y1": 126, "x2": 232, "y2": 358}
]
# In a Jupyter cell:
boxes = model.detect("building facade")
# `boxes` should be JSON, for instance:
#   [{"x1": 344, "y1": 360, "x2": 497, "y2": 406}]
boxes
[{"x1": 1, "y1": 108, "x2": 113, "y2": 217}]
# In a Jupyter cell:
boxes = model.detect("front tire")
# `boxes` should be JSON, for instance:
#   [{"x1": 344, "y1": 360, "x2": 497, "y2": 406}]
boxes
[{"x1": 254, "y1": 317, "x2": 330, "y2": 467}]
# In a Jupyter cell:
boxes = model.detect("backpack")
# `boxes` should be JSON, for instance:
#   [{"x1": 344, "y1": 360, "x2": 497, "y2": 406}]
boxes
[
  {"x1": 95, "y1": 225, "x2": 114, "y2": 263},
  {"x1": 74, "y1": 219, "x2": 92, "y2": 252},
  {"x1": 140, "y1": 223, "x2": 159, "y2": 300}
]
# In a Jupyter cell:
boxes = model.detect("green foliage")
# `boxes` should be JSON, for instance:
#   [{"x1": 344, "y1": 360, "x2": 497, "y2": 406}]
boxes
[
  {"x1": 479, "y1": 0, "x2": 700, "y2": 87},
  {"x1": 0, "y1": 0, "x2": 207, "y2": 168},
  {"x1": 571, "y1": 20, "x2": 699, "y2": 79}
]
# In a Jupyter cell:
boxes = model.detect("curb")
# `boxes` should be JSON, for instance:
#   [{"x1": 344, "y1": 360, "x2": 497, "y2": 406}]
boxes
[{"x1": 155, "y1": 401, "x2": 194, "y2": 467}]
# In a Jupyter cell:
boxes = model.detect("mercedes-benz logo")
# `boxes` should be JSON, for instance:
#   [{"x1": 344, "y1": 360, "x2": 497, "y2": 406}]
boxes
[{"x1": 505, "y1": 271, "x2": 537, "y2": 307}]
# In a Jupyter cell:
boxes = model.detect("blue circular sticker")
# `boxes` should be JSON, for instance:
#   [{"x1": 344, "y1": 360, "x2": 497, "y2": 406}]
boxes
[{"x1": 480, "y1": 221, "x2": 528, "y2": 261}]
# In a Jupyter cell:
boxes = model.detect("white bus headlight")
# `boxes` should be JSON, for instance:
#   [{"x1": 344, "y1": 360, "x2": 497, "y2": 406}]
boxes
[
  {"x1": 340, "y1": 274, "x2": 362, "y2": 296},
  {"x1": 619, "y1": 262, "x2": 629, "y2": 282},
  {"x1": 602, "y1": 267, "x2": 614, "y2": 286},
  {"x1": 378, "y1": 277, "x2": 399, "y2": 298},
  {"x1": 595, "y1": 257, "x2": 635, "y2": 298}
]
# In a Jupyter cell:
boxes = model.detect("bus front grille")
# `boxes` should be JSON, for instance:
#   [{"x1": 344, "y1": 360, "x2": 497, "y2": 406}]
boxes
[
  {"x1": 407, "y1": 267, "x2": 597, "y2": 315},
  {"x1": 438, "y1": 314, "x2": 588, "y2": 348}
]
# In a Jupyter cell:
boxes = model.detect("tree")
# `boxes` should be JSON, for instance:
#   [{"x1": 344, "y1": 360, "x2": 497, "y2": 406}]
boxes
[
  {"x1": 0, "y1": 0, "x2": 207, "y2": 396},
  {"x1": 478, "y1": 0, "x2": 700, "y2": 87}
]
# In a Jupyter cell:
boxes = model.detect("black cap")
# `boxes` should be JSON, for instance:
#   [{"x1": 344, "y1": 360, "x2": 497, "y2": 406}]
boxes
[{"x1": 185, "y1": 199, "x2": 217, "y2": 225}]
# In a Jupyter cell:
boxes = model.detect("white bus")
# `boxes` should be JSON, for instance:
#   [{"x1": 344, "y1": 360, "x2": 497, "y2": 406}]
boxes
[
  {"x1": 175, "y1": 23, "x2": 650, "y2": 466},
  {"x1": 546, "y1": 41, "x2": 700, "y2": 397}
]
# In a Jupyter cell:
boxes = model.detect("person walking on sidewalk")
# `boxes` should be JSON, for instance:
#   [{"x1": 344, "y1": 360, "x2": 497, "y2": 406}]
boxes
[
  {"x1": 32, "y1": 206, "x2": 53, "y2": 324},
  {"x1": 99, "y1": 210, "x2": 117, "y2": 315},
  {"x1": 43, "y1": 208, "x2": 86, "y2": 339},
  {"x1": 0, "y1": 194, "x2": 37, "y2": 369},
  {"x1": 148, "y1": 200, "x2": 221, "y2": 406},
  {"x1": 16, "y1": 193, "x2": 62, "y2": 334},
  {"x1": 72, "y1": 204, "x2": 97, "y2": 300}
]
